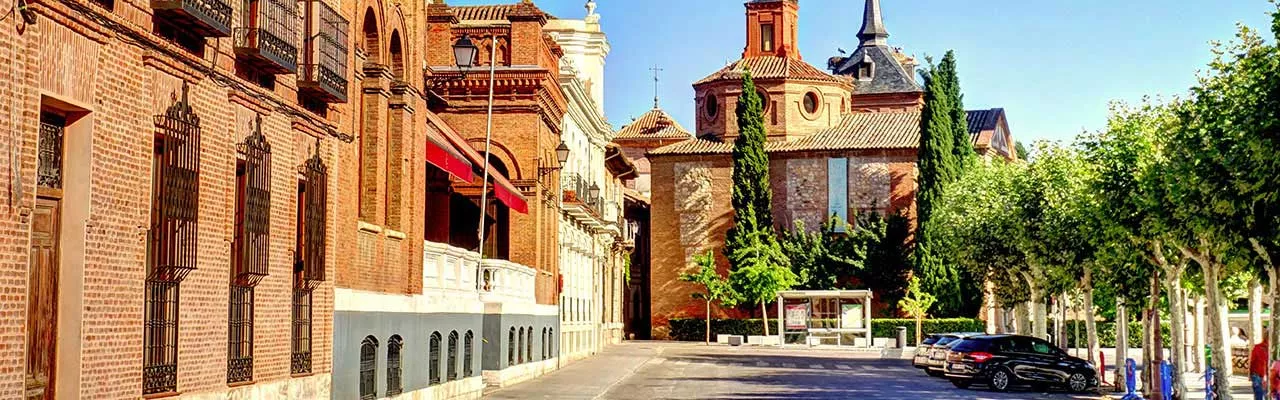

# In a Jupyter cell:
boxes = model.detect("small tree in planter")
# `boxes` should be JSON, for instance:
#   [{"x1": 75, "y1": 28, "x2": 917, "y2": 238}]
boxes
[
  {"x1": 900, "y1": 276, "x2": 937, "y2": 346},
  {"x1": 730, "y1": 229, "x2": 796, "y2": 337},
  {"x1": 679, "y1": 250, "x2": 740, "y2": 345}
]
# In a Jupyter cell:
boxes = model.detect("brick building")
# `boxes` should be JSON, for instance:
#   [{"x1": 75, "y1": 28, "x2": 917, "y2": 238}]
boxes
[
  {"x1": 1, "y1": 0, "x2": 351, "y2": 396},
  {"x1": 625, "y1": 0, "x2": 1019, "y2": 339}
]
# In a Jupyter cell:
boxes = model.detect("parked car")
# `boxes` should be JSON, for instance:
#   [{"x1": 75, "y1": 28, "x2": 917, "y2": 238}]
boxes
[
  {"x1": 923, "y1": 332, "x2": 983, "y2": 377},
  {"x1": 911, "y1": 334, "x2": 943, "y2": 372},
  {"x1": 943, "y1": 334, "x2": 1098, "y2": 393}
]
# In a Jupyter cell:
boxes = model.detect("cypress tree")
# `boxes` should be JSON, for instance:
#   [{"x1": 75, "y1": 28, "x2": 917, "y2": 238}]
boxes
[
  {"x1": 938, "y1": 51, "x2": 975, "y2": 162},
  {"x1": 915, "y1": 58, "x2": 962, "y2": 316},
  {"x1": 726, "y1": 71, "x2": 774, "y2": 261}
]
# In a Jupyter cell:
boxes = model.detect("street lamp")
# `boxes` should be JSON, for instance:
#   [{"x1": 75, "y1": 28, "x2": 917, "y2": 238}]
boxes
[
  {"x1": 588, "y1": 182, "x2": 601, "y2": 199},
  {"x1": 555, "y1": 141, "x2": 571, "y2": 166},
  {"x1": 453, "y1": 35, "x2": 478, "y2": 71},
  {"x1": 539, "y1": 140, "x2": 571, "y2": 177}
]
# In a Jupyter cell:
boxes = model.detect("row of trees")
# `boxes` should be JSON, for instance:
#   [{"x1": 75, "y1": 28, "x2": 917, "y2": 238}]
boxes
[{"x1": 926, "y1": 9, "x2": 1280, "y2": 398}]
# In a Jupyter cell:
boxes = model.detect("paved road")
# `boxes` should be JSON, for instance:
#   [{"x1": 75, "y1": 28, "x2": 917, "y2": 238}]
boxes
[{"x1": 483, "y1": 342, "x2": 1106, "y2": 400}]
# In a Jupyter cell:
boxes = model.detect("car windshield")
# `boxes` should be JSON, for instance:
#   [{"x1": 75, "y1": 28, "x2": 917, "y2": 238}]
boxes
[
  {"x1": 935, "y1": 336, "x2": 959, "y2": 346},
  {"x1": 950, "y1": 338, "x2": 992, "y2": 352},
  {"x1": 922, "y1": 336, "x2": 941, "y2": 345}
]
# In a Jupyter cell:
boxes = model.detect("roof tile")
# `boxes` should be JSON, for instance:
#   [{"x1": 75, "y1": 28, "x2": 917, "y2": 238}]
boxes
[
  {"x1": 615, "y1": 108, "x2": 693, "y2": 140},
  {"x1": 695, "y1": 56, "x2": 851, "y2": 86}
]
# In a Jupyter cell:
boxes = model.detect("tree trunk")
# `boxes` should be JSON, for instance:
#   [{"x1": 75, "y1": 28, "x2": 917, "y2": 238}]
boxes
[
  {"x1": 984, "y1": 279, "x2": 997, "y2": 334},
  {"x1": 1203, "y1": 261, "x2": 1234, "y2": 400},
  {"x1": 1194, "y1": 295, "x2": 1207, "y2": 373},
  {"x1": 1015, "y1": 302, "x2": 1031, "y2": 335},
  {"x1": 1084, "y1": 269, "x2": 1100, "y2": 366},
  {"x1": 705, "y1": 300, "x2": 712, "y2": 345},
  {"x1": 916, "y1": 315, "x2": 923, "y2": 346},
  {"x1": 1250, "y1": 277, "x2": 1263, "y2": 344},
  {"x1": 1060, "y1": 295, "x2": 1069, "y2": 349},
  {"x1": 1023, "y1": 270, "x2": 1047, "y2": 339},
  {"x1": 1147, "y1": 273, "x2": 1164, "y2": 399},
  {"x1": 1165, "y1": 268, "x2": 1188, "y2": 395},
  {"x1": 761, "y1": 301, "x2": 770, "y2": 337},
  {"x1": 1115, "y1": 298, "x2": 1129, "y2": 392}
]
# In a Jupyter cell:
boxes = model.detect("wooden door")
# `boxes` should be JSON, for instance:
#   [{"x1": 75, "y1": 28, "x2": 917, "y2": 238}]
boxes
[{"x1": 25, "y1": 197, "x2": 60, "y2": 400}]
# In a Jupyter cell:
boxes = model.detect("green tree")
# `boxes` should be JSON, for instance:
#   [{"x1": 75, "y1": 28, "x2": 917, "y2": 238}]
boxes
[
  {"x1": 853, "y1": 212, "x2": 914, "y2": 309},
  {"x1": 1014, "y1": 140, "x2": 1028, "y2": 161},
  {"x1": 729, "y1": 229, "x2": 797, "y2": 337},
  {"x1": 916, "y1": 56, "x2": 965, "y2": 316},
  {"x1": 680, "y1": 251, "x2": 741, "y2": 345},
  {"x1": 899, "y1": 276, "x2": 937, "y2": 346},
  {"x1": 725, "y1": 71, "x2": 773, "y2": 261},
  {"x1": 937, "y1": 51, "x2": 975, "y2": 162}
]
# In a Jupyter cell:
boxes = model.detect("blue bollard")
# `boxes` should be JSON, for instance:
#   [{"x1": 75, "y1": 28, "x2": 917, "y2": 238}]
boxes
[
  {"x1": 1204, "y1": 367, "x2": 1216, "y2": 400},
  {"x1": 1121, "y1": 359, "x2": 1146, "y2": 400},
  {"x1": 1160, "y1": 361, "x2": 1173, "y2": 400}
]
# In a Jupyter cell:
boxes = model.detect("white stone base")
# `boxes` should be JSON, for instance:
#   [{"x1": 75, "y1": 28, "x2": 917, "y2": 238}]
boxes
[
  {"x1": 482, "y1": 357, "x2": 560, "y2": 389},
  {"x1": 747, "y1": 335, "x2": 780, "y2": 346},
  {"x1": 388, "y1": 376, "x2": 485, "y2": 400},
  {"x1": 182, "y1": 373, "x2": 330, "y2": 400}
]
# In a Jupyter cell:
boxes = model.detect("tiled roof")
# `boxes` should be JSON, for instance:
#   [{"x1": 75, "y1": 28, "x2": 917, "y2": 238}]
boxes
[
  {"x1": 649, "y1": 109, "x2": 1008, "y2": 156},
  {"x1": 452, "y1": 3, "x2": 555, "y2": 21},
  {"x1": 829, "y1": 45, "x2": 921, "y2": 95},
  {"x1": 772, "y1": 111, "x2": 920, "y2": 152},
  {"x1": 614, "y1": 108, "x2": 693, "y2": 140},
  {"x1": 694, "y1": 57, "x2": 851, "y2": 86}
]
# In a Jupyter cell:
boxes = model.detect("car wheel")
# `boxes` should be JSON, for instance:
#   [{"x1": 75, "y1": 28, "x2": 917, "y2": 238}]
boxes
[
  {"x1": 989, "y1": 368, "x2": 1012, "y2": 392},
  {"x1": 1067, "y1": 372, "x2": 1089, "y2": 393},
  {"x1": 951, "y1": 379, "x2": 971, "y2": 389},
  {"x1": 926, "y1": 369, "x2": 943, "y2": 377}
]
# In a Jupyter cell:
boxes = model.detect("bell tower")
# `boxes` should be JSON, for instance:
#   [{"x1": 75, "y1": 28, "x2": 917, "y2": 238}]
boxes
[{"x1": 743, "y1": 0, "x2": 800, "y2": 59}]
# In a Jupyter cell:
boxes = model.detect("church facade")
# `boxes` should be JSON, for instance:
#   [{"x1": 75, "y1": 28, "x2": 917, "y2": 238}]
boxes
[{"x1": 621, "y1": 0, "x2": 1018, "y2": 339}]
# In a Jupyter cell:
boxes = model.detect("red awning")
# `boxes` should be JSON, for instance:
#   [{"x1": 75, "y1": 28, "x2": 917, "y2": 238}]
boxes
[
  {"x1": 426, "y1": 131, "x2": 474, "y2": 181},
  {"x1": 491, "y1": 175, "x2": 528, "y2": 214}
]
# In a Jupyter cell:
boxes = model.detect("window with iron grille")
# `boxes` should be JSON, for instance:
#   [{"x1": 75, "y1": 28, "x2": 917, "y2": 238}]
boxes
[
  {"x1": 428, "y1": 332, "x2": 442, "y2": 385},
  {"x1": 37, "y1": 113, "x2": 64, "y2": 190},
  {"x1": 386, "y1": 335, "x2": 402, "y2": 396},
  {"x1": 507, "y1": 327, "x2": 515, "y2": 367},
  {"x1": 547, "y1": 328, "x2": 553, "y2": 357},
  {"x1": 233, "y1": 115, "x2": 272, "y2": 287},
  {"x1": 234, "y1": 0, "x2": 299, "y2": 73},
  {"x1": 447, "y1": 331, "x2": 458, "y2": 381},
  {"x1": 143, "y1": 82, "x2": 202, "y2": 396},
  {"x1": 463, "y1": 331, "x2": 474, "y2": 377},
  {"x1": 517, "y1": 327, "x2": 525, "y2": 364},
  {"x1": 226, "y1": 285, "x2": 254, "y2": 384},
  {"x1": 290, "y1": 287, "x2": 312, "y2": 375},
  {"x1": 299, "y1": 0, "x2": 349, "y2": 102},
  {"x1": 359, "y1": 336, "x2": 377, "y2": 400},
  {"x1": 526, "y1": 326, "x2": 533, "y2": 364},
  {"x1": 541, "y1": 328, "x2": 547, "y2": 360},
  {"x1": 297, "y1": 146, "x2": 327, "y2": 291}
]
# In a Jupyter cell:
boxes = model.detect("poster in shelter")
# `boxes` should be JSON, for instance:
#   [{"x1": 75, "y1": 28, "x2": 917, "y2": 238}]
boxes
[
  {"x1": 785, "y1": 304, "x2": 808, "y2": 330},
  {"x1": 841, "y1": 303, "x2": 864, "y2": 329}
]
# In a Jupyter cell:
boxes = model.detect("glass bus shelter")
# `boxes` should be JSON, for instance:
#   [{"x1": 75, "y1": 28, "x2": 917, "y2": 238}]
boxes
[{"x1": 776, "y1": 290, "x2": 874, "y2": 347}]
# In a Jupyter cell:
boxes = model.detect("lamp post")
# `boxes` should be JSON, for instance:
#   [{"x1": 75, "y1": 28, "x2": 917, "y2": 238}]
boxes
[{"x1": 454, "y1": 34, "x2": 499, "y2": 258}]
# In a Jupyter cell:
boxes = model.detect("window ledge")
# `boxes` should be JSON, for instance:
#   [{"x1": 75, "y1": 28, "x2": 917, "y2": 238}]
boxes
[
  {"x1": 385, "y1": 228, "x2": 406, "y2": 240},
  {"x1": 227, "y1": 380, "x2": 257, "y2": 388},
  {"x1": 358, "y1": 221, "x2": 382, "y2": 234},
  {"x1": 143, "y1": 391, "x2": 182, "y2": 399}
]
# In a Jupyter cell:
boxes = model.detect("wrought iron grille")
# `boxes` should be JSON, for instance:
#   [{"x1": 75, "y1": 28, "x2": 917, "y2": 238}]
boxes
[
  {"x1": 298, "y1": 148, "x2": 327, "y2": 289},
  {"x1": 541, "y1": 328, "x2": 547, "y2": 360},
  {"x1": 507, "y1": 327, "x2": 515, "y2": 367},
  {"x1": 300, "y1": 0, "x2": 349, "y2": 102},
  {"x1": 151, "y1": 0, "x2": 233, "y2": 37},
  {"x1": 526, "y1": 326, "x2": 533, "y2": 364},
  {"x1": 547, "y1": 328, "x2": 553, "y2": 356},
  {"x1": 447, "y1": 331, "x2": 458, "y2": 381},
  {"x1": 359, "y1": 336, "x2": 377, "y2": 400},
  {"x1": 226, "y1": 285, "x2": 254, "y2": 384},
  {"x1": 233, "y1": 0, "x2": 299, "y2": 72},
  {"x1": 234, "y1": 116, "x2": 272, "y2": 287},
  {"x1": 290, "y1": 288, "x2": 312, "y2": 375},
  {"x1": 150, "y1": 83, "x2": 202, "y2": 283},
  {"x1": 142, "y1": 280, "x2": 179, "y2": 395},
  {"x1": 517, "y1": 327, "x2": 525, "y2": 364},
  {"x1": 428, "y1": 332, "x2": 441, "y2": 385},
  {"x1": 463, "y1": 331, "x2": 474, "y2": 377},
  {"x1": 37, "y1": 113, "x2": 64, "y2": 189},
  {"x1": 386, "y1": 336, "x2": 402, "y2": 395},
  {"x1": 561, "y1": 173, "x2": 604, "y2": 216}
]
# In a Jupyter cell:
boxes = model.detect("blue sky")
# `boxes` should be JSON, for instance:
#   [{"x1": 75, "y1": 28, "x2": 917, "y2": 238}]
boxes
[{"x1": 447, "y1": 0, "x2": 1276, "y2": 143}]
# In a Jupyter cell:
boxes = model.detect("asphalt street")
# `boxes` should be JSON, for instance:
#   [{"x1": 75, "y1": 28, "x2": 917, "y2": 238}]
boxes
[{"x1": 482, "y1": 342, "x2": 1106, "y2": 400}]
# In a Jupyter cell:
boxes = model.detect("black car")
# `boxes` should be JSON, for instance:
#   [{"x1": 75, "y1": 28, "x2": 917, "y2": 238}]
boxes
[{"x1": 943, "y1": 334, "x2": 1098, "y2": 393}]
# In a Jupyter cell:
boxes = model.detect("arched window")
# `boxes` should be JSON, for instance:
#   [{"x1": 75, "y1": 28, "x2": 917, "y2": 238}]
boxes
[
  {"x1": 429, "y1": 332, "x2": 442, "y2": 385},
  {"x1": 547, "y1": 328, "x2": 554, "y2": 357},
  {"x1": 361, "y1": 9, "x2": 379, "y2": 63},
  {"x1": 388, "y1": 31, "x2": 404, "y2": 80},
  {"x1": 541, "y1": 328, "x2": 548, "y2": 360},
  {"x1": 447, "y1": 331, "x2": 459, "y2": 381},
  {"x1": 526, "y1": 326, "x2": 533, "y2": 363},
  {"x1": 517, "y1": 327, "x2": 525, "y2": 364},
  {"x1": 463, "y1": 331, "x2": 475, "y2": 377},
  {"x1": 359, "y1": 336, "x2": 378, "y2": 400},
  {"x1": 507, "y1": 327, "x2": 516, "y2": 366},
  {"x1": 386, "y1": 335, "x2": 402, "y2": 396}
]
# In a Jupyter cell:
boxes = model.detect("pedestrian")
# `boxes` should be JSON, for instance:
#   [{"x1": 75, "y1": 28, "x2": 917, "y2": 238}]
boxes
[{"x1": 1251, "y1": 329, "x2": 1270, "y2": 400}]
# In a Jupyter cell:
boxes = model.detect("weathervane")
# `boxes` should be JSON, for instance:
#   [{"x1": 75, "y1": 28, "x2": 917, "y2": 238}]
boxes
[{"x1": 649, "y1": 65, "x2": 664, "y2": 109}]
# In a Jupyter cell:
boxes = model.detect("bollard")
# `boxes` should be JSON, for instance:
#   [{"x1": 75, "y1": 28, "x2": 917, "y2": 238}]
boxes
[
  {"x1": 1204, "y1": 367, "x2": 1216, "y2": 400},
  {"x1": 896, "y1": 327, "x2": 907, "y2": 349},
  {"x1": 1159, "y1": 361, "x2": 1173, "y2": 400},
  {"x1": 1121, "y1": 359, "x2": 1146, "y2": 400},
  {"x1": 1100, "y1": 351, "x2": 1109, "y2": 385}
]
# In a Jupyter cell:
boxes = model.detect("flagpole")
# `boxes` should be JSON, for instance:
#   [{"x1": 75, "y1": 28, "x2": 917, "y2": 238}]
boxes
[{"x1": 477, "y1": 35, "x2": 498, "y2": 257}]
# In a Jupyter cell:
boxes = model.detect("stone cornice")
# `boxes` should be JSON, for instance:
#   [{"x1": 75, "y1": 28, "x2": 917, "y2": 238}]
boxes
[{"x1": 559, "y1": 75, "x2": 612, "y2": 145}]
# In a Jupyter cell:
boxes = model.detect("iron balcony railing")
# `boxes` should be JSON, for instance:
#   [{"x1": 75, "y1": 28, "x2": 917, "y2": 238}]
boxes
[
  {"x1": 561, "y1": 173, "x2": 603, "y2": 217},
  {"x1": 298, "y1": 0, "x2": 349, "y2": 103},
  {"x1": 151, "y1": 0, "x2": 233, "y2": 37},
  {"x1": 233, "y1": 0, "x2": 299, "y2": 74}
]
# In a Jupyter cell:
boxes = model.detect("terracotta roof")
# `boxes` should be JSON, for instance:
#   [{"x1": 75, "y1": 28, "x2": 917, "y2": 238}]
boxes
[
  {"x1": 452, "y1": 3, "x2": 555, "y2": 21},
  {"x1": 647, "y1": 138, "x2": 734, "y2": 156},
  {"x1": 772, "y1": 111, "x2": 920, "y2": 152},
  {"x1": 694, "y1": 56, "x2": 851, "y2": 86},
  {"x1": 614, "y1": 108, "x2": 693, "y2": 140}
]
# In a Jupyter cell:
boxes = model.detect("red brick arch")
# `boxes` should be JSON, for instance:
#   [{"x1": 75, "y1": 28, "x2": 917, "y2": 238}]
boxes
[{"x1": 465, "y1": 139, "x2": 522, "y2": 181}]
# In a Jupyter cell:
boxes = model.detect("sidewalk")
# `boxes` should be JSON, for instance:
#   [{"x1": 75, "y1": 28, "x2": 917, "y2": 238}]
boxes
[{"x1": 482, "y1": 341, "x2": 668, "y2": 399}]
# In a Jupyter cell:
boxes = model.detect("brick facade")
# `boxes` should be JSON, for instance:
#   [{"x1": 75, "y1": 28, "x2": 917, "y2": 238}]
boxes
[{"x1": 1, "y1": 0, "x2": 350, "y2": 396}]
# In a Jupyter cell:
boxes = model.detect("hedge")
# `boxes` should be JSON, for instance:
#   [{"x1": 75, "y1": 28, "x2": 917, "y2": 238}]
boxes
[
  {"x1": 668, "y1": 318, "x2": 983, "y2": 344},
  {"x1": 669, "y1": 318, "x2": 1172, "y2": 348}
]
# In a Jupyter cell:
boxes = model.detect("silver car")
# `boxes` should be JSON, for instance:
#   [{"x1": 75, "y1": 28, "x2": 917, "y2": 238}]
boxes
[{"x1": 924, "y1": 332, "x2": 984, "y2": 377}]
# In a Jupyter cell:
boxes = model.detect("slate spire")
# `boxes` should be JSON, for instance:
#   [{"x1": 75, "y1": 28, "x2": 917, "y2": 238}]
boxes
[{"x1": 857, "y1": 0, "x2": 889, "y2": 46}]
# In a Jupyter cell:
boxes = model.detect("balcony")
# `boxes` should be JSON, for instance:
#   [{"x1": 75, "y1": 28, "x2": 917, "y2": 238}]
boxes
[
  {"x1": 298, "y1": 0, "x2": 349, "y2": 103},
  {"x1": 233, "y1": 0, "x2": 299, "y2": 74},
  {"x1": 422, "y1": 240, "x2": 479, "y2": 293},
  {"x1": 151, "y1": 0, "x2": 233, "y2": 37},
  {"x1": 561, "y1": 173, "x2": 607, "y2": 229},
  {"x1": 478, "y1": 259, "x2": 536, "y2": 304}
]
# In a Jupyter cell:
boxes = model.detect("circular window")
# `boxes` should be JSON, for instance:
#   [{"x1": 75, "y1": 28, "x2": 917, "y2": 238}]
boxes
[
  {"x1": 704, "y1": 95, "x2": 719, "y2": 119},
  {"x1": 757, "y1": 89, "x2": 771, "y2": 112},
  {"x1": 803, "y1": 92, "x2": 820, "y2": 114}
]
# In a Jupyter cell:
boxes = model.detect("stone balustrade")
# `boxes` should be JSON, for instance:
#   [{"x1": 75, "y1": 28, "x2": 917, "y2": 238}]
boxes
[
  {"x1": 422, "y1": 240, "x2": 480, "y2": 293},
  {"x1": 478, "y1": 259, "x2": 537, "y2": 304}
]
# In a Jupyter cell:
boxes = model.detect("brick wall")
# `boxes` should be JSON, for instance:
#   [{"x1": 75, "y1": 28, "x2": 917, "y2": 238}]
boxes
[{"x1": 0, "y1": 0, "x2": 347, "y2": 397}]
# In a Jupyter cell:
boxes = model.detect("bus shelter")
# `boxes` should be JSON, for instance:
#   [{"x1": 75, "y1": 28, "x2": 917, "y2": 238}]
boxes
[{"x1": 776, "y1": 290, "x2": 874, "y2": 347}]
